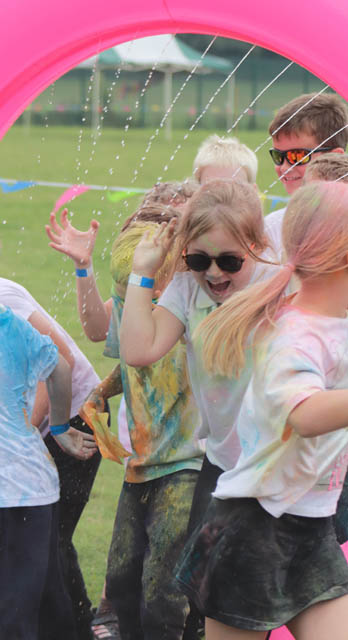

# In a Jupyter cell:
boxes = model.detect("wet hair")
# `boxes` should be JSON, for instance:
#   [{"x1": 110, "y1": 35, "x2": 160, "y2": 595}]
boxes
[
  {"x1": 197, "y1": 180, "x2": 348, "y2": 377},
  {"x1": 193, "y1": 134, "x2": 258, "y2": 184},
  {"x1": 121, "y1": 181, "x2": 197, "y2": 231},
  {"x1": 170, "y1": 179, "x2": 270, "y2": 274},
  {"x1": 305, "y1": 152, "x2": 348, "y2": 183},
  {"x1": 269, "y1": 93, "x2": 348, "y2": 150},
  {"x1": 121, "y1": 202, "x2": 180, "y2": 232}
]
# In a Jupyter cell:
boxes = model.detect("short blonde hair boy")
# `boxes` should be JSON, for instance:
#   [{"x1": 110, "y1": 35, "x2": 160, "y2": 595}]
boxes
[{"x1": 193, "y1": 135, "x2": 258, "y2": 184}]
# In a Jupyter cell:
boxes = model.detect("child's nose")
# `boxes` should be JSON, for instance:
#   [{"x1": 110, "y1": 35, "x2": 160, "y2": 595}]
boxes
[{"x1": 206, "y1": 259, "x2": 223, "y2": 277}]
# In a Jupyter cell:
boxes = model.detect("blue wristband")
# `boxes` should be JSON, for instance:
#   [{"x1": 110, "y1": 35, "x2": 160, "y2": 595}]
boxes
[
  {"x1": 128, "y1": 273, "x2": 155, "y2": 289},
  {"x1": 50, "y1": 422, "x2": 70, "y2": 435},
  {"x1": 76, "y1": 265, "x2": 93, "y2": 278}
]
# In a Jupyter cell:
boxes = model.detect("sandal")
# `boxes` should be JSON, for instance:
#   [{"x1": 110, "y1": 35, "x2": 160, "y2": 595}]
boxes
[{"x1": 91, "y1": 612, "x2": 121, "y2": 640}]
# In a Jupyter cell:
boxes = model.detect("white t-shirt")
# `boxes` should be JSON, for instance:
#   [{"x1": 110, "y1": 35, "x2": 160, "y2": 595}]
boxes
[
  {"x1": 0, "y1": 306, "x2": 60, "y2": 507},
  {"x1": 158, "y1": 257, "x2": 282, "y2": 471},
  {"x1": 264, "y1": 207, "x2": 286, "y2": 259},
  {"x1": 214, "y1": 306, "x2": 348, "y2": 518},
  {"x1": 0, "y1": 278, "x2": 100, "y2": 432}
]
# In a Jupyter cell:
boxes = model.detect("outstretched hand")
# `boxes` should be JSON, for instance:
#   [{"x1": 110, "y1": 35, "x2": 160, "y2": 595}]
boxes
[
  {"x1": 45, "y1": 208, "x2": 100, "y2": 267},
  {"x1": 132, "y1": 218, "x2": 177, "y2": 277},
  {"x1": 53, "y1": 426, "x2": 98, "y2": 460}
]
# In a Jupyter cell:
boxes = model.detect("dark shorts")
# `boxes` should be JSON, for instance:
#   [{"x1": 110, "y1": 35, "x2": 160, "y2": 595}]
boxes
[{"x1": 176, "y1": 497, "x2": 348, "y2": 631}]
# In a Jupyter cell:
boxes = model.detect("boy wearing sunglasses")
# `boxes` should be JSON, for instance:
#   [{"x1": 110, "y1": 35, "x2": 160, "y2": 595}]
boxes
[{"x1": 265, "y1": 92, "x2": 348, "y2": 252}]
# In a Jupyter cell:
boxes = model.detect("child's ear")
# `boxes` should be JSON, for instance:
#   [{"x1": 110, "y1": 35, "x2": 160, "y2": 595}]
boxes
[
  {"x1": 331, "y1": 147, "x2": 345, "y2": 155},
  {"x1": 153, "y1": 289, "x2": 162, "y2": 299}
]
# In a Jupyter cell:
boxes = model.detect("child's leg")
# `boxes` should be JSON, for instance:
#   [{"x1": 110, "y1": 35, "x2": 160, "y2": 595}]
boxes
[
  {"x1": 142, "y1": 470, "x2": 199, "y2": 640},
  {"x1": 287, "y1": 594, "x2": 348, "y2": 640},
  {"x1": 184, "y1": 455, "x2": 223, "y2": 640},
  {"x1": 205, "y1": 617, "x2": 267, "y2": 640},
  {"x1": 38, "y1": 502, "x2": 78, "y2": 640},
  {"x1": 0, "y1": 505, "x2": 50, "y2": 639},
  {"x1": 105, "y1": 481, "x2": 148, "y2": 640}
]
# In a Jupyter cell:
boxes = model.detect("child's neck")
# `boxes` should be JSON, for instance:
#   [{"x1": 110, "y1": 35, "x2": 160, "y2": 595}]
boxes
[{"x1": 291, "y1": 271, "x2": 348, "y2": 319}]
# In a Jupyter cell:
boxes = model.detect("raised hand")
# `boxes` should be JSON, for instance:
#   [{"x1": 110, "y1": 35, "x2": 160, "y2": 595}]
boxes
[
  {"x1": 45, "y1": 208, "x2": 100, "y2": 267},
  {"x1": 132, "y1": 218, "x2": 177, "y2": 277},
  {"x1": 53, "y1": 426, "x2": 98, "y2": 460}
]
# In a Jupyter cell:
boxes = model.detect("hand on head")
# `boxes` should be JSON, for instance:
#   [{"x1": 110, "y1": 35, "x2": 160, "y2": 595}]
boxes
[
  {"x1": 45, "y1": 208, "x2": 100, "y2": 267},
  {"x1": 132, "y1": 218, "x2": 177, "y2": 277}
]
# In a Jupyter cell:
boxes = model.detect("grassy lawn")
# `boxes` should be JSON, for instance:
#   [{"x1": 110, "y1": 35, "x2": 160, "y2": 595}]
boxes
[{"x1": 0, "y1": 123, "x2": 287, "y2": 606}]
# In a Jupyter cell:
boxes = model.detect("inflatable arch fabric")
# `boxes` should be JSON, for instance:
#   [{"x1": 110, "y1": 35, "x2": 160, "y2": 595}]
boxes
[{"x1": 0, "y1": 0, "x2": 348, "y2": 137}]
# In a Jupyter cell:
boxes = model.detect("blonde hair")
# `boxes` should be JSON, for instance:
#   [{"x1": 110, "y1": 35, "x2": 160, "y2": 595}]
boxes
[
  {"x1": 193, "y1": 135, "x2": 258, "y2": 184},
  {"x1": 170, "y1": 179, "x2": 270, "y2": 275},
  {"x1": 269, "y1": 93, "x2": 348, "y2": 149},
  {"x1": 305, "y1": 152, "x2": 348, "y2": 183},
  {"x1": 198, "y1": 180, "x2": 348, "y2": 377},
  {"x1": 111, "y1": 221, "x2": 176, "y2": 293}
]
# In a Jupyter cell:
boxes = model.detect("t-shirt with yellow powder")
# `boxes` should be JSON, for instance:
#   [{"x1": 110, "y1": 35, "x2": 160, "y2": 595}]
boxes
[{"x1": 104, "y1": 294, "x2": 203, "y2": 483}]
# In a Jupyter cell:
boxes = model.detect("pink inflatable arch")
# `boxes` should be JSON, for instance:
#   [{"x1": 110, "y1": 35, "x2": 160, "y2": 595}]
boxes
[
  {"x1": 1, "y1": 2, "x2": 348, "y2": 638},
  {"x1": 0, "y1": 0, "x2": 348, "y2": 139}
]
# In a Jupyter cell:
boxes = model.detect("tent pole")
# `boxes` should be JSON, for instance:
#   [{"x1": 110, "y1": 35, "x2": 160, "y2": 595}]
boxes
[
  {"x1": 164, "y1": 70, "x2": 172, "y2": 141},
  {"x1": 227, "y1": 74, "x2": 235, "y2": 131},
  {"x1": 91, "y1": 63, "x2": 101, "y2": 133}
]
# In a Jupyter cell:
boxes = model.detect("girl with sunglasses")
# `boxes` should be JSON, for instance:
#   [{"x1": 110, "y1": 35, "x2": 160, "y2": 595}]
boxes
[
  {"x1": 120, "y1": 179, "x2": 281, "y2": 555},
  {"x1": 176, "y1": 180, "x2": 348, "y2": 639}
]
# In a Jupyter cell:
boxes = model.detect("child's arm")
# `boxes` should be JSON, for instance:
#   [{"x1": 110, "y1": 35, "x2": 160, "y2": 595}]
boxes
[
  {"x1": 47, "y1": 354, "x2": 97, "y2": 459},
  {"x1": 289, "y1": 390, "x2": 348, "y2": 437},
  {"x1": 82, "y1": 363, "x2": 123, "y2": 413},
  {"x1": 29, "y1": 310, "x2": 75, "y2": 427},
  {"x1": 120, "y1": 220, "x2": 185, "y2": 366},
  {"x1": 45, "y1": 208, "x2": 112, "y2": 341}
]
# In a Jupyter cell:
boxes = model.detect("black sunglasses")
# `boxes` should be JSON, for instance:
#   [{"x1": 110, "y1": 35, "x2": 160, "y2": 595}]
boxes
[
  {"x1": 183, "y1": 252, "x2": 246, "y2": 273},
  {"x1": 269, "y1": 147, "x2": 333, "y2": 166}
]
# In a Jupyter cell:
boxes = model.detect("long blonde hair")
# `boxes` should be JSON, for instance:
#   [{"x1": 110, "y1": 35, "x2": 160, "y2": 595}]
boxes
[
  {"x1": 197, "y1": 180, "x2": 348, "y2": 377},
  {"x1": 170, "y1": 179, "x2": 271, "y2": 276}
]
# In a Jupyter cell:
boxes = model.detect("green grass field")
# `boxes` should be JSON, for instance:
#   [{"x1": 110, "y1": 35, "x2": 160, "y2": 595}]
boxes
[{"x1": 0, "y1": 124, "x2": 288, "y2": 606}]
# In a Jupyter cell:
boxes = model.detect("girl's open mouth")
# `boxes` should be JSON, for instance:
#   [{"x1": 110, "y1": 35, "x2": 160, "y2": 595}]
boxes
[{"x1": 207, "y1": 280, "x2": 231, "y2": 295}]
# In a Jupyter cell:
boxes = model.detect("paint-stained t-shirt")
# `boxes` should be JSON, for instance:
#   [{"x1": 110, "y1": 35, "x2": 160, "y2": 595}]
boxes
[
  {"x1": 158, "y1": 264, "x2": 282, "y2": 472},
  {"x1": 214, "y1": 306, "x2": 348, "y2": 518},
  {"x1": 0, "y1": 306, "x2": 59, "y2": 507},
  {"x1": 104, "y1": 295, "x2": 203, "y2": 483}
]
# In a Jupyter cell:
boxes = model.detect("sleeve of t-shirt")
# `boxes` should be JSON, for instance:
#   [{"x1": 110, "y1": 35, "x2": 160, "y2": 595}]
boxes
[
  {"x1": 157, "y1": 272, "x2": 190, "y2": 327},
  {"x1": 260, "y1": 342, "x2": 326, "y2": 432},
  {"x1": 20, "y1": 316, "x2": 59, "y2": 384},
  {"x1": 0, "y1": 283, "x2": 36, "y2": 321},
  {"x1": 104, "y1": 302, "x2": 120, "y2": 359}
]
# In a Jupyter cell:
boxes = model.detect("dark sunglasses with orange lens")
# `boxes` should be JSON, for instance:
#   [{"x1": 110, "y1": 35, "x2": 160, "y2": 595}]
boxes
[
  {"x1": 269, "y1": 147, "x2": 333, "y2": 166},
  {"x1": 183, "y1": 253, "x2": 245, "y2": 273}
]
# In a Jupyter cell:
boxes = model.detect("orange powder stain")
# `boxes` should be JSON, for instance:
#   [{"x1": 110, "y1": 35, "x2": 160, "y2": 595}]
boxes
[
  {"x1": 282, "y1": 422, "x2": 293, "y2": 442},
  {"x1": 22, "y1": 407, "x2": 31, "y2": 429}
]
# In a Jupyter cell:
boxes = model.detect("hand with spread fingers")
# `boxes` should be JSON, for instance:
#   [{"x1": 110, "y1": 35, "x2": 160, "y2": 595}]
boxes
[{"x1": 45, "y1": 208, "x2": 100, "y2": 268}]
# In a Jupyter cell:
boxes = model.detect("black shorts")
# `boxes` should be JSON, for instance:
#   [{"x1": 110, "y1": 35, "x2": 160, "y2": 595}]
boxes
[{"x1": 176, "y1": 497, "x2": 348, "y2": 631}]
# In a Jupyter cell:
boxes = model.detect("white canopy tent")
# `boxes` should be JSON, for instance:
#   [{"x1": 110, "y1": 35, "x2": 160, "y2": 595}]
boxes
[{"x1": 78, "y1": 34, "x2": 234, "y2": 138}]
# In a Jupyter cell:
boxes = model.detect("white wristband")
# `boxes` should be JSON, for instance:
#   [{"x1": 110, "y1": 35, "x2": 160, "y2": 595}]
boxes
[{"x1": 128, "y1": 273, "x2": 155, "y2": 289}]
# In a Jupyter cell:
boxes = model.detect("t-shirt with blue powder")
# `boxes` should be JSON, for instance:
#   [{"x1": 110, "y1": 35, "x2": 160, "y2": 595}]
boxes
[{"x1": 0, "y1": 305, "x2": 60, "y2": 507}]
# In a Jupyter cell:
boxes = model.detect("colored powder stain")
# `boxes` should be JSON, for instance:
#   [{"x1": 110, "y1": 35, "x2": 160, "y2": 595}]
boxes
[
  {"x1": 22, "y1": 407, "x2": 31, "y2": 429},
  {"x1": 282, "y1": 422, "x2": 293, "y2": 442}
]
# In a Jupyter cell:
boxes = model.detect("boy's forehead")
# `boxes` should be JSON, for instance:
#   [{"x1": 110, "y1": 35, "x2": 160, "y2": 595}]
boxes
[
  {"x1": 200, "y1": 164, "x2": 249, "y2": 184},
  {"x1": 272, "y1": 130, "x2": 320, "y2": 149}
]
